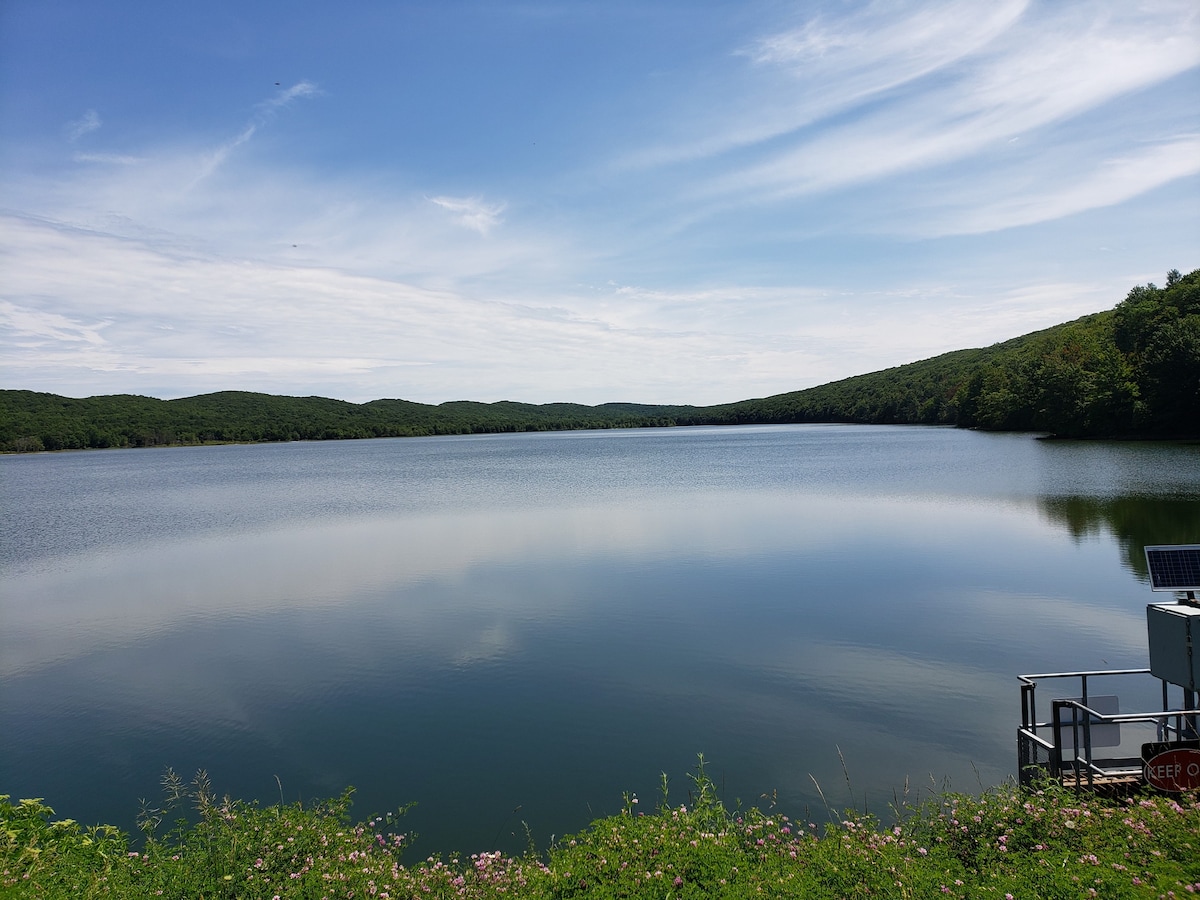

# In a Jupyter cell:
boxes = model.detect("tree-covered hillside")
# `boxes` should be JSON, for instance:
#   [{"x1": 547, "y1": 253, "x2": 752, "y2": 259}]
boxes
[
  {"x1": 0, "y1": 391, "x2": 703, "y2": 452},
  {"x1": 678, "y1": 267, "x2": 1199, "y2": 438},
  {"x1": 2, "y1": 269, "x2": 1196, "y2": 452}
]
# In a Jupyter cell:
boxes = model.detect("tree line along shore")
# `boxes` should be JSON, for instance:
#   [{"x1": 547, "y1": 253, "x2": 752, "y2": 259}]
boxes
[{"x1": 3, "y1": 268, "x2": 1196, "y2": 453}]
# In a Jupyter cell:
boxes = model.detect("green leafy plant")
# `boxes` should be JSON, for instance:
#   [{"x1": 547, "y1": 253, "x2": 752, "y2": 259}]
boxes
[{"x1": 4, "y1": 767, "x2": 1199, "y2": 899}]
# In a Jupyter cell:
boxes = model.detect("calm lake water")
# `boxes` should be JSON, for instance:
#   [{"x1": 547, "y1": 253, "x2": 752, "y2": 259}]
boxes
[{"x1": 2, "y1": 424, "x2": 1199, "y2": 853}]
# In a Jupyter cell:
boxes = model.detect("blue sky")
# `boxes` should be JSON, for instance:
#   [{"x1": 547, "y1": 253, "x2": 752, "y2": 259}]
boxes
[{"x1": 2, "y1": 1, "x2": 1197, "y2": 405}]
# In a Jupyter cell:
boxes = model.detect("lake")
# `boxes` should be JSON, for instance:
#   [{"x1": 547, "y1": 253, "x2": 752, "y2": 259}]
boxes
[{"x1": 2, "y1": 424, "x2": 1199, "y2": 853}]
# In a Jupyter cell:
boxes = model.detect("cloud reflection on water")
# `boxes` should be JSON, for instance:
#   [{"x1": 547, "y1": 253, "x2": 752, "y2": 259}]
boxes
[{"x1": 2, "y1": 489, "x2": 1065, "y2": 677}]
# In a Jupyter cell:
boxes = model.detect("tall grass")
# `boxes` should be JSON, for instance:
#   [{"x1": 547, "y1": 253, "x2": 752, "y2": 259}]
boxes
[{"x1": 4, "y1": 759, "x2": 1198, "y2": 898}]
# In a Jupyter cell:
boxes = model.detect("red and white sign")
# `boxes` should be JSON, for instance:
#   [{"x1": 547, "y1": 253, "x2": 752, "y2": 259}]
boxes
[{"x1": 1144, "y1": 748, "x2": 1200, "y2": 791}]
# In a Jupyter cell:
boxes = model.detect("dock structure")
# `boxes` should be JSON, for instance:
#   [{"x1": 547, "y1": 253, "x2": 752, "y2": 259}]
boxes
[
  {"x1": 1017, "y1": 667, "x2": 1198, "y2": 791},
  {"x1": 1018, "y1": 544, "x2": 1200, "y2": 793}
]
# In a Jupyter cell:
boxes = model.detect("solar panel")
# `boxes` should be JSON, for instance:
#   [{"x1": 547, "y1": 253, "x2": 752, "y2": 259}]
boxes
[{"x1": 1145, "y1": 544, "x2": 1200, "y2": 592}]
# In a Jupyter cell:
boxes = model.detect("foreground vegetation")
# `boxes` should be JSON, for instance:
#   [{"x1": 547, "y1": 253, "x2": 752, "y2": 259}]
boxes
[
  {"x1": 2, "y1": 268, "x2": 1197, "y2": 452},
  {"x1": 4, "y1": 761, "x2": 1199, "y2": 899}
]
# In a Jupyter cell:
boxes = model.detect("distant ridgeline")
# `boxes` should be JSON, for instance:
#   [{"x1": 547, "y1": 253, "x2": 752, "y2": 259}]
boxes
[{"x1": 3, "y1": 268, "x2": 1197, "y2": 452}]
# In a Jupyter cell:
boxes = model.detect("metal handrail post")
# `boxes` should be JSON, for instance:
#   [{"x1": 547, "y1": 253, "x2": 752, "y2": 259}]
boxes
[
  {"x1": 1162, "y1": 679, "x2": 1170, "y2": 741},
  {"x1": 1081, "y1": 700, "x2": 1094, "y2": 789},
  {"x1": 1050, "y1": 699, "x2": 1066, "y2": 780}
]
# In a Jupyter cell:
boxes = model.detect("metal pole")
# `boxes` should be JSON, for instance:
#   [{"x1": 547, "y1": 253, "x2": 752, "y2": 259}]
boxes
[{"x1": 1050, "y1": 700, "x2": 1062, "y2": 779}]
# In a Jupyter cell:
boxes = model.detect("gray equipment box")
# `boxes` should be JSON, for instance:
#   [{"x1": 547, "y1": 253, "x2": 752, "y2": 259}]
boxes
[{"x1": 1147, "y1": 603, "x2": 1200, "y2": 691}]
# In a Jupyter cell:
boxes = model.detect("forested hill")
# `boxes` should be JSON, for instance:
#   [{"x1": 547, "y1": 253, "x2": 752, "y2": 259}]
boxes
[
  {"x1": 2, "y1": 268, "x2": 1196, "y2": 452},
  {"x1": 699, "y1": 267, "x2": 1199, "y2": 438}
]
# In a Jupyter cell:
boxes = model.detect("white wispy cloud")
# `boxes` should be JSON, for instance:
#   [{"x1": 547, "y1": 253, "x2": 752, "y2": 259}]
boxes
[
  {"x1": 714, "y1": 4, "x2": 1199, "y2": 201},
  {"x1": 194, "y1": 123, "x2": 258, "y2": 182},
  {"x1": 260, "y1": 80, "x2": 320, "y2": 113},
  {"x1": 935, "y1": 135, "x2": 1200, "y2": 235},
  {"x1": 1, "y1": 208, "x2": 1124, "y2": 405},
  {"x1": 72, "y1": 152, "x2": 145, "y2": 166},
  {"x1": 65, "y1": 109, "x2": 101, "y2": 142},
  {"x1": 616, "y1": 0, "x2": 1199, "y2": 241},
  {"x1": 0, "y1": 212, "x2": 627, "y2": 400},
  {"x1": 746, "y1": 0, "x2": 1029, "y2": 112},
  {"x1": 193, "y1": 80, "x2": 319, "y2": 183},
  {"x1": 621, "y1": 0, "x2": 1029, "y2": 170},
  {"x1": 0, "y1": 299, "x2": 109, "y2": 347},
  {"x1": 428, "y1": 195, "x2": 507, "y2": 235},
  {"x1": 3, "y1": 132, "x2": 563, "y2": 292}
]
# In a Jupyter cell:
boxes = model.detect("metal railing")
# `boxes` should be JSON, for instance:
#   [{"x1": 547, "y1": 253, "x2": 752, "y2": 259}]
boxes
[{"x1": 1017, "y1": 669, "x2": 1200, "y2": 789}]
